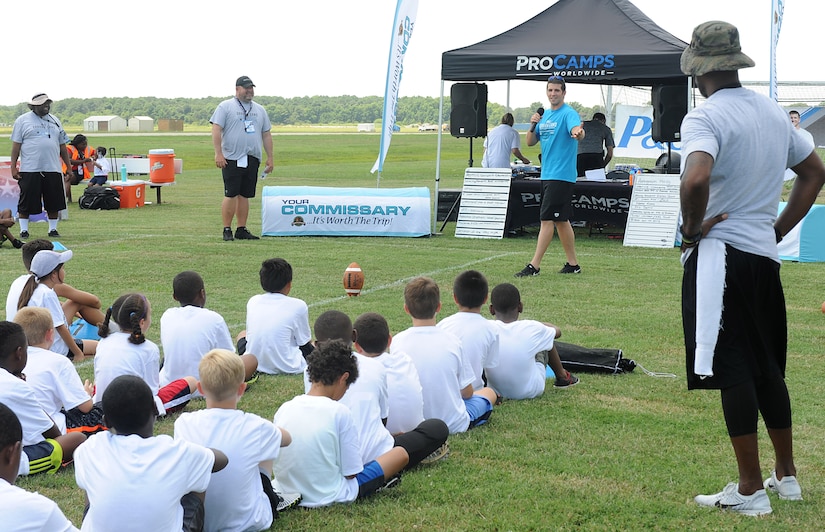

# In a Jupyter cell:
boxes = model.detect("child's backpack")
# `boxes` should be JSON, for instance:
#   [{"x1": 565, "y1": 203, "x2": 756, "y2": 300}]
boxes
[{"x1": 79, "y1": 186, "x2": 120, "y2": 210}]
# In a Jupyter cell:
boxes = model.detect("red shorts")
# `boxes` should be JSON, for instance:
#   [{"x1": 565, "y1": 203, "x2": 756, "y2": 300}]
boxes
[{"x1": 159, "y1": 378, "x2": 192, "y2": 414}]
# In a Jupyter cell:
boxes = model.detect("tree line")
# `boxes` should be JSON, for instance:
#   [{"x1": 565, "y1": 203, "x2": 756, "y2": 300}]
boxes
[{"x1": 0, "y1": 95, "x2": 604, "y2": 128}]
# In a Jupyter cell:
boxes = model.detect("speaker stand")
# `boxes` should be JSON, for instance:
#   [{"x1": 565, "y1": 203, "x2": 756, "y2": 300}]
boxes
[
  {"x1": 666, "y1": 142, "x2": 672, "y2": 173},
  {"x1": 468, "y1": 137, "x2": 474, "y2": 167}
]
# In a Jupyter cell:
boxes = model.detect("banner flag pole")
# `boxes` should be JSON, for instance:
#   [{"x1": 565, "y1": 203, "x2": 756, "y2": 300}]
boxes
[
  {"x1": 371, "y1": 0, "x2": 419, "y2": 184},
  {"x1": 770, "y1": 0, "x2": 785, "y2": 102}
]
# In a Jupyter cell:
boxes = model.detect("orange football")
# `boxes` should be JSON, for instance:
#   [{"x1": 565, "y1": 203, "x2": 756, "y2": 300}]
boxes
[{"x1": 343, "y1": 262, "x2": 365, "y2": 297}]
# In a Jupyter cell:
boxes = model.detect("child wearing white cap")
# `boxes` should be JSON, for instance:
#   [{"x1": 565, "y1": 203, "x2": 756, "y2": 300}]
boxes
[{"x1": 6, "y1": 249, "x2": 94, "y2": 362}]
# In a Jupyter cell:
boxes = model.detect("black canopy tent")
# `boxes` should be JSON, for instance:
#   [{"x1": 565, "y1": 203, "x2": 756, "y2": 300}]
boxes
[
  {"x1": 433, "y1": 0, "x2": 690, "y2": 232},
  {"x1": 440, "y1": 0, "x2": 688, "y2": 87}
]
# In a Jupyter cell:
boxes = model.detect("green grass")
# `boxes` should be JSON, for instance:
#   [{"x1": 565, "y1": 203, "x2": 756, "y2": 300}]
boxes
[{"x1": 1, "y1": 134, "x2": 825, "y2": 530}]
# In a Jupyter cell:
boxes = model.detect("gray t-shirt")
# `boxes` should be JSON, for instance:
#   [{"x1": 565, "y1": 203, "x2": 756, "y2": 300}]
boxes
[
  {"x1": 11, "y1": 111, "x2": 69, "y2": 172},
  {"x1": 680, "y1": 87, "x2": 813, "y2": 261},
  {"x1": 577, "y1": 120, "x2": 614, "y2": 155},
  {"x1": 210, "y1": 97, "x2": 272, "y2": 161}
]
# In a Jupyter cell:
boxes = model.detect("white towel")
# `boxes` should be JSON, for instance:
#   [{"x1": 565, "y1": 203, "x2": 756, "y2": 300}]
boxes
[{"x1": 682, "y1": 238, "x2": 726, "y2": 378}]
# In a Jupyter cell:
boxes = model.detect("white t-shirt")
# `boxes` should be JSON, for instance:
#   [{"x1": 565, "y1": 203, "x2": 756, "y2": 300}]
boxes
[
  {"x1": 75, "y1": 432, "x2": 214, "y2": 532},
  {"x1": 5, "y1": 274, "x2": 28, "y2": 321},
  {"x1": 159, "y1": 305, "x2": 235, "y2": 388},
  {"x1": 273, "y1": 394, "x2": 361, "y2": 507},
  {"x1": 336, "y1": 353, "x2": 393, "y2": 463},
  {"x1": 0, "y1": 478, "x2": 79, "y2": 532},
  {"x1": 680, "y1": 87, "x2": 814, "y2": 261},
  {"x1": 93, "y1": 332, "x2": 161, "y2": 403},
  {"x1": 174, "y1": 409, "x2": 282, "y2": 532},
  {"x1": 482, "y1": 123, "x2": 521, "y2": 168},
  {"x1": 377, "y1": 350, "x2": 424, "y2": 434},
  {"x1": 24, "y1": 346, "x2": 90, "y2": 433},
  {"x1": 6, "y1": 278, "x2": 69, "y2": 356},
  {"x1": 0, "y1": 369, "x2": 55, "y2": 476},
  {"x1": 391, "y1": 326, "x2": 474, "y2": 434},
  {"x1": 245, "y1": 293, "x2": 311, "y2": 374},
  {"x1": 94, "y1": 156, "x2": 111, "y2": 177},
  {"x1": 486, "y1": 320, "x2": 556, "y2": 399},
  {"x1": 437, "y1": 311, "x2": 500, "y2": 390}
]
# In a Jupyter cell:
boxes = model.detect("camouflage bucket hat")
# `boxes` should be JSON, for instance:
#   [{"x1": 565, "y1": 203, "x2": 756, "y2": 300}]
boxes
[{"x1": 680, "y1": 21, "x2": 755, "y2": 76}]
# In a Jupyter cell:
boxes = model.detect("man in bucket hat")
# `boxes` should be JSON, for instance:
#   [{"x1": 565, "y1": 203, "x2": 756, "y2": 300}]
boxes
[
  {"x1": 679, "y1": 21, "x2": 825, "y2": 516},
  {"x1": 10, "y1": 93, "x2": 74, "y2": 240}
]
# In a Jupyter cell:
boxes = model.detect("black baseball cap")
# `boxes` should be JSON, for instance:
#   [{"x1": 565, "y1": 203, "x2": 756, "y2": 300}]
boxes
[{"x1": 236, "y1": 76, "x2": 255, "y2": 88}]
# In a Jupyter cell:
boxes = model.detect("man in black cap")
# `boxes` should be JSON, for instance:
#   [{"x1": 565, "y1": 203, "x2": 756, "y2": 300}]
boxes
[
  {"x1": 679, "y1": 21, "x2": 825, "y2": 516},
  {"x1": 9, "y1": 93, "x2": 74, "y2": 239},
  {"x1": 210, "y1": 76, "x2": 274, "y2": 241}
]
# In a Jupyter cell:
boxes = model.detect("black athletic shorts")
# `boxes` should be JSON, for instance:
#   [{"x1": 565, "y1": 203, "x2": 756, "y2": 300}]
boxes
[
  {"x1": 222, "y1": 156, "x2": 260, "y2": 198},
  {"x1": 17, "y1": 172, "x2": 66, "y2": 215},
  {"x1": 682, "y1": 244, "x2": 787, "y2": 390},
  {"x1": 539, "y1": 180, "x2": 574, "y2": 221}
]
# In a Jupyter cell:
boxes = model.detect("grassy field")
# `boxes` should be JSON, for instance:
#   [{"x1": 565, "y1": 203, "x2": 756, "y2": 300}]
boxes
[{"x1": 1, "y1": 133, "x2": 824, "y2": 530}]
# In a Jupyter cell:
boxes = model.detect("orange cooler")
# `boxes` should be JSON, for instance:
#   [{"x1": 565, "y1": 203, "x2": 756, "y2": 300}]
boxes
[
  {"x1": 148, "y1": 149, "x2": 175, "y2": 183},
  {"x1": 112, "y1": 181, "x2": 145, "y2": 208}
]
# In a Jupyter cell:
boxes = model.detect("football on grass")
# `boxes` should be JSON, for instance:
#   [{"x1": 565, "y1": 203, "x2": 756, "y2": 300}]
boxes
[{"x1": 343, "y1": 263, "x2": 365, "y2": 297}]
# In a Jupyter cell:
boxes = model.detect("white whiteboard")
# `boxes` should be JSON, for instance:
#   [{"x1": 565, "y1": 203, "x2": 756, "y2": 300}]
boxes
[
  {"x1": 623, "y1": 174, "x2": 681, "y2": 248},
  {"x1": 455, "y1": 168, "x2": 512, "y2": 239}
]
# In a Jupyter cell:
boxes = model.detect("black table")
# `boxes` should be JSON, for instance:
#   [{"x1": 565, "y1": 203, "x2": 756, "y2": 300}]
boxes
[{"x1": 506, "y1": 179, "x2": 632, "y2": 232}]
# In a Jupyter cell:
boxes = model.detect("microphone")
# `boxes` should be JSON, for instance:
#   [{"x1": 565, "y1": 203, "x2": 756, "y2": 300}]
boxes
[{"x1": 529, "y1": 107, "x2": 545, "y2": 133}]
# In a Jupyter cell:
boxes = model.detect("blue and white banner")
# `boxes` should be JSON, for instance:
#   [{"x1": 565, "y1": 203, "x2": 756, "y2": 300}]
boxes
[
  {"x1": 613, "y1": 104, "x2": 680, "y2": 159},
  {"x1": 262, "y1": 186, "x2": 431, "y2": 237},
  {"x1": 770, "y1": 0, "x2": 785, "y2": 101},
  {"x1": 371, "y1": 0, "x2": 418, "y2": 174}
]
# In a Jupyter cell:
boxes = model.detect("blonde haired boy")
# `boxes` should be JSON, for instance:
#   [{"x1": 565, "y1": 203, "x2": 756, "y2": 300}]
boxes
[{"x1": 174, "y1": 350, "x2": 298, "y2": 531}]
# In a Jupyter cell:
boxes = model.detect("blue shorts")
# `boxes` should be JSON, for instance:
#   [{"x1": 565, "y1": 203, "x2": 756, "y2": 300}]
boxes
[
  {"x1": 356, "y1": 460, "x2": 386, "y2": 498},
  {"x1": 464, "y1": 396, "x2": 493, "y2": 429}
]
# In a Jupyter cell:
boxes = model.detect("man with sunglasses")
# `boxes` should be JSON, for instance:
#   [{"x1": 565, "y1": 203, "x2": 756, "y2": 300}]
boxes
[
  {"x1": 9, "y1": 93, "x2": 74, "y2": 240},
  {"x1": 515, "y1": 76, "x2": 585, "y2": 277}
]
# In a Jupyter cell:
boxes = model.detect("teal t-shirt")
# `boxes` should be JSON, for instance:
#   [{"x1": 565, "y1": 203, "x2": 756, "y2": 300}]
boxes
[{"x1": 537, "y1": 104, "x2": 581, "y2": 183}]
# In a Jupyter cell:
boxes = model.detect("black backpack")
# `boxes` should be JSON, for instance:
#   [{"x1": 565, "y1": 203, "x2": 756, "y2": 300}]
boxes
[{"x1": 79, "y1": 186, "x2": 120, "y2": 210}]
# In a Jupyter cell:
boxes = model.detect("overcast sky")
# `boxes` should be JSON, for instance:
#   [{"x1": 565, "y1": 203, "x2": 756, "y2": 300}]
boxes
[{"x1": 3, "y1": 0, "x2": 820, "y2": 109}]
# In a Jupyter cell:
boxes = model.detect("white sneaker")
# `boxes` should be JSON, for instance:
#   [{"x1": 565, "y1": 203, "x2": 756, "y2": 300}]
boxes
[
  {"x1": 764, "y1": 471, "x2": 803, "y2": 501},
  {"x1": 694, "y1": 482, "x2": 772, "y2": 516},
  {"x1": 275, "y1": 491, "x2": 302, "y2": 512}
]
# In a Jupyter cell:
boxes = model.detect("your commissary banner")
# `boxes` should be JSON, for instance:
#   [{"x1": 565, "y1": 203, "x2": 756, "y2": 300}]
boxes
[{"x1": 262, "y1": 186, "x2": 430, "y2": 237}]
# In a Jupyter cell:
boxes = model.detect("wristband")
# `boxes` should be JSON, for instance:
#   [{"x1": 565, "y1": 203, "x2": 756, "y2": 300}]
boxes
[
  {"x1": 680, "y1": 228, "x2": 702, "y2": 247},
  {"x1": 774, "y1": 226, "x2": 783, "y2": 243}
]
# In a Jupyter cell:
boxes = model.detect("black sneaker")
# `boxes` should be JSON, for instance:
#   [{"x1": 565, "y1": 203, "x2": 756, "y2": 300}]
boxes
[
  {"x1": 554, "y1": 370, "x2": 579, "y2": 388},
  {"x1": 12, "y1": 238, "x2": 24, "y2": 249},
  {"x1": 559, "y1": 262, "x2": 582, "y2": 274},
  {"x1": 223, "y1": 227, "x2": 234, "y2": 241},
  {"x1": 514, "y1": 263, "x2": 540, "y2": 277},
  {"x1": 376, "y1": 474, "x2": 402, "y2": 493},
  {"x1": 48, "y1": 230, "x2": 60, "y2": 238},
  {"x1": 20, "y1": 230, "x2": 29, "y2": 239},
  {"x1": 235, "y1": 227, "x2": 260, "y2": 240}
]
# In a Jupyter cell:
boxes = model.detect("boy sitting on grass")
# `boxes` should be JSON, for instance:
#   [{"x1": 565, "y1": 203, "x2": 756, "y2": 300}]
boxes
[
  {"x1": 391, "y1": 277, "x2": 498, "y2": 434},
  {"x1": 238, "y1": 258, "x2": 313, "y2": 375},
  {"x1": 174, "y1": 349, "x2": 298, "y2": 531},
  {"x1": 0, "y1": 402, "x2": 79, "y2": 531},
  {"x1": 75, "y1": 375, "x2": 228, "y2": 532},
  {"x1": 486, "y1": 283, "x2": 578, "y2": 399},
  {"x1": 0, "y1": 321, "x2": 86, "y2": 476},
  {"x1": 437, "y1": 270, "x2": 501, "y2": 390},
  {"x1": 14, "y1": 307, "x2": 105, "y2": 435},
  {"x1": 273, "y1": 339, "x2": 408, "y2": 507},
  {"x1": 314, "y1": 310, "x2": 449, "y2": 468},
  {"x1": 160, "y1": 271, "x2": 258, "y2": 390}
]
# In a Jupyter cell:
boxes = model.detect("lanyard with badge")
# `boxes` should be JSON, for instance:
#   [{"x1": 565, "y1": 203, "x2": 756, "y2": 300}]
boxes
[{"x1": 236, "y1": 98, "x2": 256, "y2": 134}]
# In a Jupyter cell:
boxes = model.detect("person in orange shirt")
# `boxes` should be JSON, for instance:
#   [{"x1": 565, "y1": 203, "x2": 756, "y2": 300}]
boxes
[{"x1": 62, "y1": 134, "x2": 95, "y2": 201}]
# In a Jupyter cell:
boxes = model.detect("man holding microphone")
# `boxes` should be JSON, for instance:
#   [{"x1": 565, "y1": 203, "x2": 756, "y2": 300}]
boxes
[{"x1": 515, "y1": 76, "x2": 585, "y2": 277}]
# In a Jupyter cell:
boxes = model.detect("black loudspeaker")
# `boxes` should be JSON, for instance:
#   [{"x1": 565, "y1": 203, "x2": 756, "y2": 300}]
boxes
[
  {"x1": 450, "y1": 83, "x2": 487, "y2": 138},
  {"x1": 651, "y1": 85, "x2": 688, "y2": 143}
]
